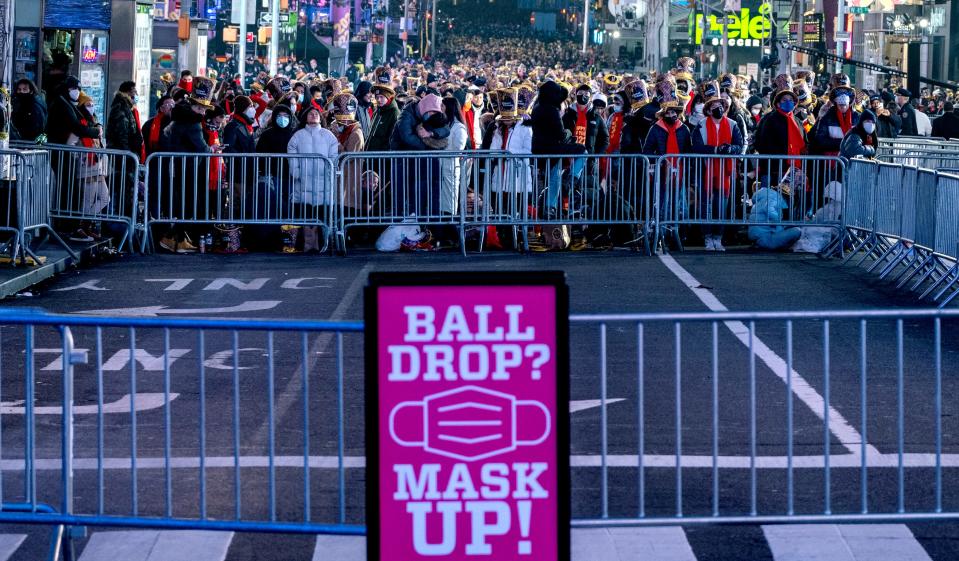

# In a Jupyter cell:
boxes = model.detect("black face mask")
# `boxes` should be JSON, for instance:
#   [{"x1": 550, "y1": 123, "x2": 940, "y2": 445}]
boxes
[
  {"x1": 663, "y1": 114, "x2": 678, "y2": 125},
  {"x1": 710, "y1": 107, "x2": 724, "y2": 119},
  {"x1": 576, "y1": 94, "x2": 590, "y2": 105}
]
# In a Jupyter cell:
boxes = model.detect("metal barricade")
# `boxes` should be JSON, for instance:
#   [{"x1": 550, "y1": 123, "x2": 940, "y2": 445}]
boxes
[
  {"x1": 0, "y1": 308, "x2": 364, "y2": 560},
  {"x1": 466, "y1": 153, "x2": 653, "y2": 252},
  {"x1": 40, "y1": 144, "x2": 141, "y2": 252},
  {"x1": 0, "y1": 150, "x2": 77, "y2": 265},
  {"x1": 652, "y1": 154, "x2": 845, "y2": 251},
  {"x1": 143, "y1": 152, "x2": 336, "y2": 254},
  {"x1": 569, "y1": 308, "x2": 959, "y2": 525},
  {"x1": 878, "y1": 150, "x2": 959, "y2": 172}
]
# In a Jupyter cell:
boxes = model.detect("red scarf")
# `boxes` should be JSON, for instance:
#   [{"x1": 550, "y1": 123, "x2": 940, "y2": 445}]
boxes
[
  {"x1": 837, "y1": 108, "x2": 853, "y2": 134},
  {"x1": 778, "y1": 108, "x2": 805, "y2": 168},
  {"x1": 656, "y1": 119, "x2": 683, "y2": 167},
  {"x1": 132, "y1": 106, "x2": 145, "y2": 161},
  {"x1": 337, "y1": 123, "x2": 357, "y2": 147},
  {"x1": 367, "y1": 106, "x2": 374, "y2": 119},
  {"x1": 574, "y1": 107, "x2": 588, "y2": 146},
  {"x1": 705, "y1": 117, "x2": 733, "y2": 193},
  {"x1": 232, "y1": 113, "x2": 254, "y2": 135},
  {"x1": 204, "y1": 128, "x2": 222, "y2": 191},
  {"x1": 148, "y1": 115, "x2": 164, "y2": 152},
  {"x1": 463, "y1": 108, "x2": 477, "y2": 149},
  {"x1": 499, "y1": 123, "x2": 511, "y2": 149},
  {"x1": 78, "y1": 117, "x2": 97, "y2": 164},
  {"x1": 606, "y1": 113, "x2": 624, "y2": 154}
]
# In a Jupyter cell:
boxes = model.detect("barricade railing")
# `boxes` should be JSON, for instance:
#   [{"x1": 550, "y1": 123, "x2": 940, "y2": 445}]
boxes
[
  {"x1": 652, "y1": 154, "x2": 845, "y2": 252},
  {"x1": 0, "y1": 308, "x2": 365, "y2": 560},
  {"x1": 143, "y1": 152, "x2": 336, "y2": 254},
  {"x1": 0, "y1": 150, "x2": 78, "y2": 265},
  {"x1": 877, "y1": 149, "x2": 959, "y2": 172},
  {"x1": 5, "y1": 306, "x2": 959, "y2": 557},
  {"x1": 569, "y1": 308, "x2": 959, "y2": 525},
  {"x1": 841, "y1": 159, "x2": 959, "y2": 308}
]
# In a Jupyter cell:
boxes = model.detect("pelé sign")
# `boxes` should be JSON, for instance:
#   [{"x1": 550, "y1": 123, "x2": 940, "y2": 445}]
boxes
[
  {"x1": 365, "y1": 271, "x2": 570, "y2": 561},
  {"x1": 691, "y1": 1, "x2": 772, "y2": 46}
]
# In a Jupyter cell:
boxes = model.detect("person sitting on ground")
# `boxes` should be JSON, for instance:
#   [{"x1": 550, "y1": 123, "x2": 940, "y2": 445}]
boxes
[{"x1": 748, "y1": 168, "x2": 803, "y2": 251}]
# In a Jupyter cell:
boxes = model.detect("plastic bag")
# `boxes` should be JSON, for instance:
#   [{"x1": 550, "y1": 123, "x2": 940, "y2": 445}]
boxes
[{"x1": 376, "y1": 223, "x2": 424, "y2": 252}]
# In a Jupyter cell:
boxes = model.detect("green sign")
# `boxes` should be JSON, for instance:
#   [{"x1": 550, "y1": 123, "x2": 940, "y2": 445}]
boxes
[{"x1": 849, "y1": 6, "x2": 869, "y2": 14}]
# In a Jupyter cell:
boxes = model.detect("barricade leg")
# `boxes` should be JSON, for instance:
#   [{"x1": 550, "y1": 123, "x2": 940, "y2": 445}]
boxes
[{"x1": 896, "y1": 253, "x2": 937, "y2": 289}]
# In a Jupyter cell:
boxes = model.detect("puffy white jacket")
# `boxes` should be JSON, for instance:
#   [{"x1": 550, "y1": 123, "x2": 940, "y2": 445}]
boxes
[
  {"x1": 288, "y1": 125, "x2": 339, "y2": 207},
  {"x1": 440, "y1": 122, "x2": 469, "y2": 214},
  {"x1": 489, "y1": 122, "x2": 533, "y2": 194}
]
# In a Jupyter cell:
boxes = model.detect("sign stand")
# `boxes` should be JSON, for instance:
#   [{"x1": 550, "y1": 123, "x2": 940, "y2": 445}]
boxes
[{"x1": 365, "y1": 271, "x2": 570, "y2": 561}]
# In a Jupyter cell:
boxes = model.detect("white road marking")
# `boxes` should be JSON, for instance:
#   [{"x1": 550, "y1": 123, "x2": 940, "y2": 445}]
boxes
[
  {"x1": 250, "y1": 263, "x2": 372, "y2": 446},
  {"x1": 0, "y1": 535, "x2": 25, "y2": 561},
  {"x1": 569, "y1": 398, "x2": 626, "y2": 413},
  {"x1": 763, "y1": 524, "x2": 933, "y2": 561},
  {"x1": 0, "y1": 393, "x2": 178, "y2": 415},
  {"x1": 314, "y1": 535, "x2": 365, "y2": 561},
  {"x1": 573, "y1": 527, "x2": 697, "y2": 561},
  {"x1": 5, "y1": 452, "x2": 959, "y2": 471},
  {"x1": 73, "y1": 300, "x2": 282, "y2": 317},
  {"x1": 658, "y1": 254, "x2": 879, "y2": 458},
  {"x1": 77, "y1": 530, "x2": 233, "y2": 561},
  {"x1": 51, "y1": 280, "x2": 108, "y2": 292}
]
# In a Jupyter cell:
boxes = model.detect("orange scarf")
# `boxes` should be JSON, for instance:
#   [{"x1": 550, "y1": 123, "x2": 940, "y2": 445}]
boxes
[{"x1": 705, "y1": 117, "x2": 733, "y2": 193}]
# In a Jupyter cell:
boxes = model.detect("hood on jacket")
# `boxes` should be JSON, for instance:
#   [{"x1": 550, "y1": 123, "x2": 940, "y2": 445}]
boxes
[
  {"x1": 851, "y1": 108, "x2": 877, "y2": 138},
  {"x1": 538, "y1": 81, "x2": 569, "y2": 109},
  {"x1": 745, "y1": 95, "x2": 763, "y2": 110},
  {"x1": 356, "y1": 81, "x2": 373, "y2": 105},
  {"x1": 417, "y1": 93, "x2": 443, "y2": 118}
]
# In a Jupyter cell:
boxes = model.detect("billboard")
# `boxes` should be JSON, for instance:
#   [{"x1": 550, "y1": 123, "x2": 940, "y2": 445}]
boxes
[{"x1": 365, "y1": 271, "x2": 570, "y2": 561}]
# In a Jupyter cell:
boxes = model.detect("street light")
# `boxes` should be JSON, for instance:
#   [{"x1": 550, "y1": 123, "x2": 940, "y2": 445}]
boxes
[
  {"x1": 918, "y1": 17, "x2": 929, "y2": 29},
  {"x1": 613, "y1": 30, "x2": 621, "y2": 39}
]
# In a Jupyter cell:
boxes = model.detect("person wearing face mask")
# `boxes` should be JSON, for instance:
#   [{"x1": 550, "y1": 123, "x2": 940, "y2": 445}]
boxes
[
  {"x1": 142, "y1": 95, "x2": 174, "y2": 156},
  {"x1": 869, "y1": 94, "x2": 901, "y2": 138},
  {"x1": 66, "y1": 91, "x2": 111, "y2": 243},
  {"x1": 202, "y1": 105, "x2": 227, "y2": 200},
  {"x1": 744, "y1": 94, "x2": 764, "y2": 147},
  {"x1": 719, "y1": 74, "x2": 749, "y2": 147},
  {"x1": 814, "y1": 74, "x2": 860, "y2": 157},
  {"x1": 46, "y1": 75, "x2": 101, "y2": 146},
  {"x1": 330, "y1": 94, "x2": 368, "y2": 228},
  {"x1": 753, "y1": 75, "x2": 806, "y2": 185},
  {"x1": 287, "y1": 107, "x2": 339, "y2": 253},
  {"x1": 177, "y1": 71, "x2": 194, "y2": 94},
  {"x1": 839, "y1": 109, "x2": 879, "y2": 161},
  {"x1": 692, "y1": 81, "x2": 745, "y2": 251},
  {"x1": 355, "y1": 81, "x2": 375, "y2": 139},
  {"x1": 687, "y1": 91, "x2": 706, "y2": 129},
  {"x1": 563, "y1": 84, "x2": 610, "y2": 156},
  {"x1": 11, "y1": 79, "x2": 47, "y2": 143},
  {"x1": 222, "y1": 95, "x2": 257, "y2": 154},
  {"x1": 462, "y1": 87, "x2": 486, "y2": 150},
  {"x1": 106, "y1": 81, "x2": 144, "y2": 158},
  {"x1": 367, "y1": 78, "x2": 401, "y2": 151},
  {"x1": 643, "y1": 80, "x2": 692, "y2": 159},
  {"x1": 390, "y1": 93, "x2": 451, "y2": 219}
]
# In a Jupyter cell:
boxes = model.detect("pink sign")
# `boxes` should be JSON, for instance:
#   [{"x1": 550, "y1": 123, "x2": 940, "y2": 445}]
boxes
[{"x1": 366, "y1": 273, "x2": 569, "y2": 561}]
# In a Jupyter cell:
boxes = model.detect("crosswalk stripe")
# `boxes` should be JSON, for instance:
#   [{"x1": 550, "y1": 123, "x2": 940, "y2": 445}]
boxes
[
  {"x1": 572, "y1": 527, "x2": 697, "y2": 561},
  {"x1": 763, "y1": 524, "x2": 933, "y2": 561},
  {"x1": 0, "y1": 535, "x2": 25, "y2": 561},
  {"x1": 313, "y1": 535, "x2": 365, "y2": 561},
  {"x1": 77, "y1": 530, "x2": 234, "y2": 561}
]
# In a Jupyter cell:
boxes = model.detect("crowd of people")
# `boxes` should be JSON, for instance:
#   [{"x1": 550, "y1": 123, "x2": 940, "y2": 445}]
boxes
[{"x1": 5, "y1": 40, "x2": 958, "y2": 254}]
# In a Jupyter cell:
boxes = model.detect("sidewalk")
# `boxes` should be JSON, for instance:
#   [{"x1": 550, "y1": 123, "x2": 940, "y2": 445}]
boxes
[{"x1": 0, "y1": 237, "x2": 113, "y2": 299}]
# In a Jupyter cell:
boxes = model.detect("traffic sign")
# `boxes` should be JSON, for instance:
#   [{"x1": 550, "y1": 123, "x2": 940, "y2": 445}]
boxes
[{"x1": 365, "y1": 271, "x2": 570, "y2": 561}]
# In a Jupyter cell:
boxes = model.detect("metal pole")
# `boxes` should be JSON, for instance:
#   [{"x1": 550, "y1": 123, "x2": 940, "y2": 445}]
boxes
[
  {"x1": 382, "y1": 0, "x2": 389, "y2": 64},
  {"x1": 582, "y1": 0, "x2": 589, "y2": 54},
  {"x1": 239, "y1": 0, "x2": 247, "y2": 89},
  {"x1": 722, "y1": 10, "x2": 729, "y2": 73},
  {"x1": 430, "y1": 0, "x2": 437, "y2": 57},
  {"x1": 269, "y1": 0, "x2": 280, "y2": 75},
  {"x1": 836, "y1": 0, "x2": 845, "y2": 72},
  {"x1": 402, "y1": 0, "x2": 409, "y2": 58},
  {"x1": 178, "y1": 0, "x2": 193, "y2": 73}
]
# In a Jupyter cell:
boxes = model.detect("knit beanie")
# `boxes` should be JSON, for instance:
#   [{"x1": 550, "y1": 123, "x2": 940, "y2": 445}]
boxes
[
  {"x1": 232, "y1": 95, "x2": 253, "y2": 115},
  {"x1": 417, "y1": 93, "x2": 443, "y2": 116},
  {"x1": 76, "y1": 92, "x2": 93, "y2": 107}
]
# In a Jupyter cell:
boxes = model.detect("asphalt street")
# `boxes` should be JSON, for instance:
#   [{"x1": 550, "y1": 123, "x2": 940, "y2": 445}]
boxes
[{"x1": 0, "y1": 249, "x2": 956, "y2": 560}]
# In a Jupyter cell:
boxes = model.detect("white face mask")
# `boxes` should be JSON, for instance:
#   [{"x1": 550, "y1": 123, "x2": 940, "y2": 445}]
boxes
[
  {"x1": 276, "y1": 116, "x2": 290, "y2": 128},
  {"x1": 694, "y1": 103, "x2": 705, "y2": 114},
  {"x1": 85, "y1": 105, "x2": 95, "y2": 115},
  {"x1": 612, "y1": 103, "x2": 624, "y2": 112},
  {"x1": 751, "y1": 107, "x2": 761, "y2": 116},
  {"x1": 69, "y1": 89, "x2": 80, "y2": 102},
  {"x1": 244, "y1": 107, "x2": 256, "y2": 120},
  {"x1": 835, "y1": 94, "x2": 850, "y2": 107},
  {"x1": 863, "y1": 122, "x2": 876, "y2": 134}
]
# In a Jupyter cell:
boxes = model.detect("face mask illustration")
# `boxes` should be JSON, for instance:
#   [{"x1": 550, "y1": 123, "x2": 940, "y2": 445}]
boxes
[{"x1": 390, "y1": 386, "x2": 551, "y2": 462}]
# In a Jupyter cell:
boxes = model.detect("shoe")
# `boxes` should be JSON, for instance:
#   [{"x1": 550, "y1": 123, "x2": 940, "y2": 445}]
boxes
[
  {"x1": 704, "y1": 236, "x2": 716, "y2": 251},
  {"x1": 175, "y1": 239, "x2": 198, "y2": 253},
  {"x1": 569, "y1": 237, "x2": 588, "y2": 252},
  {"x1": 714, "y1": 237, "x2": 726, "y2": 252},
  {"x1": 158, "y1": 236, "x2": 177, "y2": 253},
  {"x1": 69, "y1": 229, "x2": 94, "y2": 243}
]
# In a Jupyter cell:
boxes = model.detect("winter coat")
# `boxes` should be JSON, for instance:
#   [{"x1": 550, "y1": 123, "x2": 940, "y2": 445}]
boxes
[
  {"x1": 160, "y1": 102, "x2": 209, "y2": 154},
  {"x1": 839, "y1": 110, "x2": 879, "y2": 161},
  {"x1": 875, "y1": 107, "x2": 902, "y2": 139},
  {"x1": 753, "y1": 110, "x2": 806, "y2": 177},
  {"x1": 619, "y1": 113, "x2": 646, "y2": 154},
  {"x1": 642, "y1": 120, "x2": 692, "y2": 157},
  {"x1": 158, "y1": 103, "x2": 209, "y2": 219},
  {"x1": 287, "y1": 125, "x2": 338, "y2": 207},
  {"x1": 106, "y1": 92, "x2": 144, "y2": 155},
  {"x1": 67, "y1": 115, "x2": 110, "y2": 179},
  {"x1": 222, "y1": 114, "x2": 257, "y2": 154},
  {"x1": 440, "y1": 121, "x2": 469, "y2": 214},
  {"x1": 367, "y1": 99, "x2": 400, "y2": 151},
  {"x1": 897, "y1": 103, "x2": 918, "y2": 136},
  {"x1": 530, "y1": 81, "x2": 583, "y2": 156},
  {"x1": 916, "y1": 110, "x2": 932, "y2": 136},
  {"x1": 141, "y1": 114, "x2": 170, "y2": 156},
  {"x1": 691, "y1": 117, "x2": 745, "y2": 155},
  {"x1": 356, "y1": 81, "x2": 374, "y2": 139},
  {"x1": 562, "y1": 105, "x2": 609, "y2": 154},
  {"x1": 488, "y1": 121, "x2": 534, "y2": 195},
  {"x1": 931, "y1": 111, "x2": 959, "y2": 140},
  {"x1": 813, "y1": 107, "x2": 860, "y2": 154},
  {"x1": 11, "y1": 93, "x2": 47, "y2": 142},
  {"x1": 748, "y1": 187, "x2": 790, "y2": 241},
  {"x1": 389, "y1": 102, "x2": 450, "y2": 151},
  {"x1": 336, "y1": 123, "x2": 366, "y2": 210},
  {"x1": 46, "y1": 92, "x2": 100, "y2": 146}
]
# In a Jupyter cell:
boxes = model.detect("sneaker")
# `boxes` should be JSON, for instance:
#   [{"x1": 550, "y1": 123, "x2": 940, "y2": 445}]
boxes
[
  {"x1": 704, "y1": 236, "x2": 716, "y2": 251},
  {"x1": 158, "y1": 236, "x2": 177, "y2": 253},
  {"x1": 713, "y1": 237, "x2": 726, "y2": 252},
  {"x1": 175, "y1": 239, "x2": 198, "y2": 253},
  {"x1": 69, "y1": 229, "x2": 94, "y2": 243}
]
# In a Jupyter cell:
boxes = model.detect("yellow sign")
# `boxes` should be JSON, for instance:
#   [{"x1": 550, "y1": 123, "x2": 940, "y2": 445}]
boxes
[{"x1": 691, "y1": 2, "x2": 772, "y2": 45}]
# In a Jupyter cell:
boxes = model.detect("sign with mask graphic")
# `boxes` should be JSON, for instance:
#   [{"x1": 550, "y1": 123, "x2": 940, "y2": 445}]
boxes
[{"x1": 365, "y1": 271, "x2": 570, "y2": 561}]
